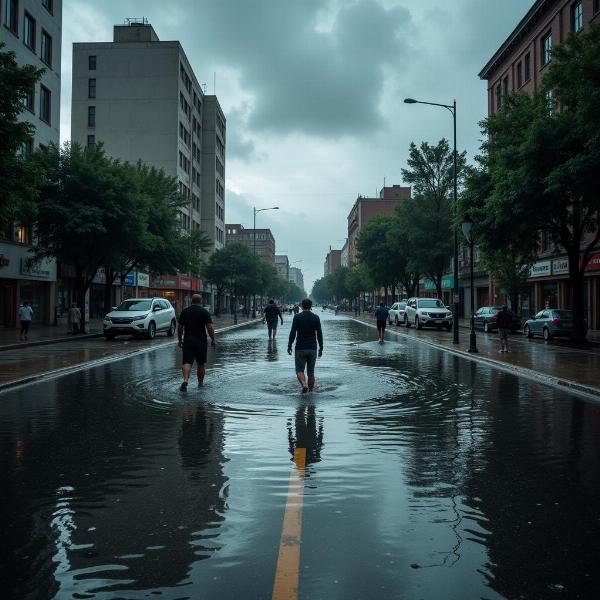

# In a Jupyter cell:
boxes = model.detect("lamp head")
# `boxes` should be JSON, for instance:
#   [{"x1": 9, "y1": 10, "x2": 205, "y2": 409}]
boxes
[
  {"x1": 461, "y1": 213, "x2": 474, "y2": 242},
  {"x1": 404, "y1": 98, "x2": 418, "y2": 104}
]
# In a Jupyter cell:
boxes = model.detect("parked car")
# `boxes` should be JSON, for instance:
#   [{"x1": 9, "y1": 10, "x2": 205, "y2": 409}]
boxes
[
  {"x1": 103, "y1": 297, "x2": 177, "y2": 340},
  {"x1": 404, "y1": 297, "x2": 453, "y2": 330},
  {"x1": 474, "y1": 306, "x2": 520, "y2": 333},
  {"x1": 523, "y1": 309, "x2": 580, "y2": 341},
  {"x1": 388, "y1": 301, "x2": 407, "y2": 326}
]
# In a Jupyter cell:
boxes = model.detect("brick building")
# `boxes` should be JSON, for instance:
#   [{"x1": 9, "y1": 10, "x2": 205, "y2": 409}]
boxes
[
  {"x1": 479, "y1": 0, "x2": 600, "y2": 327},
  {"x1": 225, "y1": 224, "x2": 276, "y2": 265},
  {"x1": 324, "y1": 249, "x2": 342, "y2": 276}
]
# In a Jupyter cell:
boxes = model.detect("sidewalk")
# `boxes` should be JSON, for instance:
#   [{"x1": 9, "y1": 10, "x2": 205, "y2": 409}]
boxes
[{"x1": 352, "y1": 314, "x2": 600, "y2": 399}]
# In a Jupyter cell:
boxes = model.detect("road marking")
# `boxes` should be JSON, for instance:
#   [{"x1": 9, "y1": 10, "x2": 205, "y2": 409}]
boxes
[{"x1": 272, "y1": 447, "x2": 306, "y2": 600}]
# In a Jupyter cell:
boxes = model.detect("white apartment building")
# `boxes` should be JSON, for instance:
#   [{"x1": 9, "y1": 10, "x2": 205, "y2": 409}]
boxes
[
  {"x1": 289, "y1": 267, "x2": 305, "y2": 293},
  {"x1": 275, "y1": 255, "x2": 289, "y2": 282},
  {"x1": 1, "y1": 0, "x2": 62, "y2": 325},
  {"x1": 71, "y1": 20, "x2": 226, "y2": 252}
]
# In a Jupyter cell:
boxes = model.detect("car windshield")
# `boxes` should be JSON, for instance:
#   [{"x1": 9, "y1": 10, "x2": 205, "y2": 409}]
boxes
[
  {"x1": 489, "y1": 307, "x2": 502, "y2": 313},
  {"x1": 419, "y1": 299, "x2": 444, "y2": 308},
  {"x1": 115, "y1": 300, "x2": 152, "y2": 312},
  {"x1": 398, "y1": 302, "x2": 406, "y2": 309},
  {"x1": 552, "y1": 310, "x2": 572, "y2": 319}
]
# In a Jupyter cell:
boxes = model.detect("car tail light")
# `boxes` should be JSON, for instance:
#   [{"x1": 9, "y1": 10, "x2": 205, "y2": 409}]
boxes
[{"x1": 551, "y1": 319, "x2": 559, "y2": 326}]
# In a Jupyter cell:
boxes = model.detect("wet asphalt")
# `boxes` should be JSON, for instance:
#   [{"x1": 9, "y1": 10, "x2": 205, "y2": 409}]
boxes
[{"x1": 1, "y1": 312, "x2": 599, "y2": 600}]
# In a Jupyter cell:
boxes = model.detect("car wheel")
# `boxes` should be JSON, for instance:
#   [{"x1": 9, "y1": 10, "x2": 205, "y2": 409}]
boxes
[
  {"x1": 146, "y1": 321, "x2": 156, "y2": 340},
  {"x1": 405, "y1": 315, "x2": 410, "y2": 328},
  {"x1": 524, "y1": 325, "x2": 533, "y2": 338},
  {"x1": 104, "y1": 333, "x2": 115, "y2": 340},
  {"x1": 395, "y1": 316, "x2": 399, "y2": 326},
  {"x1": 416, "y1": 316, "x2": 422, "y2": 330},
  {"x1": 445, "y1": 324, "x2": 452, "y2": 331},
  {"x1": 483, "y1": 321, "x2": 490, "y2": 333},
  {"x1": 543, "y1": 327, "x2": 553, "y2": 341},
  {"x1": 167, "y1": 319, "x2": 176, "y2": 337}
]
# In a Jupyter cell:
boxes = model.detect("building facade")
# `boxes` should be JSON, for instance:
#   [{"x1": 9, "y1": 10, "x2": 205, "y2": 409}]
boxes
[
  {"x1": 324, "y1": 248, "x2": 342, "y2": 276},
  {"x1": 71, "y1": 20, "x2": 226, "y2": 306},
  {"x1": 225, "y1": 224, "x2": 276, "y2": 265},
  {"x1": 1, "y1": 0, "x2": 62, "y2": 325},
  {"x1": 347, "y1": 186, "x2": 411, "y2": 266},
  {"x1": 479, "y1": 0, "x2": 600, "y2": 327},
  {"x1": 275, "y1": 255, "x2": 289, "y2": 281},
  {"x1": 289, "y1": 267, "x2": 305, "y2": 293}
]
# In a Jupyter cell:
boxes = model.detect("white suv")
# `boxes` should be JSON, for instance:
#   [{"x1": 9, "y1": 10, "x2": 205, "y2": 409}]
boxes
[
  {"x1": 404, "y1": 297, "x2": 453, "y2": 330},
  {"x1": 103, "y1": 298, "x2": 177, "y2": 340}
]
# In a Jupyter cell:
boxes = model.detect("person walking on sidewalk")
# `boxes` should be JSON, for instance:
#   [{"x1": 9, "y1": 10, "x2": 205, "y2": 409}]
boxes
[
  {"x1": 374, "y1": 302, "x2": 389, "y2": 343},
  {"x1": 288, "y1": 298, "x2": 323, "y2": 393},
  {"x1": 68, "y1": 302, "x2": 81, "y2": 334},
  {"x1": 18, "y1": 301, "x2": 34, "y2": 341},
  {"x1": 178, "y1": 294, "x2": 216, "y2": 391},
  {"x1": 497, "y1": 305, "x2": 512, "y2": 353},
  {"x1": 262, "y1": 299, "x2": 283, "y2": 340}
]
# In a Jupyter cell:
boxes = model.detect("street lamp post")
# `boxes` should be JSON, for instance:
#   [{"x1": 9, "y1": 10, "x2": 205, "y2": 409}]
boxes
[
  {"x1": 461, "y1": 213, "x2": 478, "y2": 353},
  {"x1": 253, "y1": 205, "x2": 279, "y2": 318},
  {"x1": 404, "y1": 97, "x2": 460, "y2": 345}
]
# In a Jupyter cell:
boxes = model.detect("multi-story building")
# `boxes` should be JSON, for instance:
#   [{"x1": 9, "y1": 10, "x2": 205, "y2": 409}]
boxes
[
  {"x1": 275, "y1": 255, "x2": 289, "y2": 281},
  {"x1": 340, "y1": 240, "x2": 349, "y2": 268},
  {"x1": 289, "y1": 267, "x2": 305, "y2": 293},
  {"x1": 71, "y1": 20, "x2": 226, "y2": 309},
  {"x1": 225, "y1": 224, "x2": 276, "y2": 265},
  {"x1": 347, "y1": 185, "x2": 411, "y2": 266},
  {"x1": 324, "y1": 248, "x2": 342, "y2": 276},
  {"x1": 479, "y1": 0, "x2": 600, "y2": 327},
  {"x1": 1, "y1": 0, "x2": 62, "y2": 325}
]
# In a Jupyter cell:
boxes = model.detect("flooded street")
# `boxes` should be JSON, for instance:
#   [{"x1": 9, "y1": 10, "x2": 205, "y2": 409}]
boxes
[{"x1": 1, "y1": 312, "x2": 599, "y2": 599}]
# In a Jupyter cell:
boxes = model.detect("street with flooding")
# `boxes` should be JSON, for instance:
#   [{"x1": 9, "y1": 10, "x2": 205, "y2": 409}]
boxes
[{"x1": 1, "y1": 312, "x2": 599, "y2": 599}]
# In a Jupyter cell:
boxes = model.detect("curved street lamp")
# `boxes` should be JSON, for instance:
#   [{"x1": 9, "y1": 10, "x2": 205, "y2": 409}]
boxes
[
  {"x1": 253, "y1": 206, "x2": 279, "y2": 318},
  {"x1": 404, "y1": 96, "x2": 460, "y2": 345},
  {"x1": 461, "y1": 213, "x2": 478, "y2": 353}
]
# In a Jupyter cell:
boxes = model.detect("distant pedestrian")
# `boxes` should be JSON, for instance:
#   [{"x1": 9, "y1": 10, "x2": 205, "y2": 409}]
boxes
[
  {"x1": 263, "y1": 299, "x2": 283, "y2": 340},
  {"x1": 288, "y1": 298, "x2": 323, "y2": 393},
  {"x1": 178, "y1": 294, "x2": 216, "y2": 391},
  {"x1": 497, "y1": 304, "x2": 512, "y2": 353},
  {"x1": 374, "y1": 302, "x2": 389, "y2": 343},
  {"x1": 18, "y1": 301, "x2": 34, "y2": 341},
  {"x1": 293, "y1": 304, "x2": 299, "y2": 315},
  {"x1": 68, "y1": 302, "x2": 81, "y2": 334}
]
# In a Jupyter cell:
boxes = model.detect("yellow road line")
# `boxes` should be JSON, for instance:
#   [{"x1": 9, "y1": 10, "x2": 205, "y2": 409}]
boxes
[{"x1": 272, "y1": 447, "x2": 307, "y2": 600}]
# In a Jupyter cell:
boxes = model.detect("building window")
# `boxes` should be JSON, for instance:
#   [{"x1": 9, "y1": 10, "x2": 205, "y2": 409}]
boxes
[
  {"x1": 42, "y1": 0, "x2": 53, "y2": 14},
  {"x1": 23, "y1": 86, "x2": 35, "y2": 112},
  {"x1": 89, "y1": 55, "x2": 97, "y2": 70},
  {"x1": 88, "y1": 106, "x2": 96, "y2": 127},
  {"x1": 541, "y1": 230, "x2": 551, "y2": 252},
  {"x1": 88, "y1": 78, "x2": 96, "y2": 98},
  {"x1": 545, "y1": 89, "x2": 554, "y2": 115},
  {"x1": 4, "y1": 0, "x2": 18, "y2": 34},
  {"x1": 524, "y1": 53, "x2": 531, "y2": 81},
  {"x1": 23, "y1": 12, "x2": 36, "y2": 51},
  {"x1": 495, "y1": 84, "x2": 502, "y2": 110},
  {"x1": 503, "y1": 76, "x2": 509, "y2": 96},
  {"x1": 516, "y1": 62, "x2": 523, "y2": 88},
  {"x1": 41, "y1": 31, "x2": 52, "y2": 67},
  {"x1": 87, "y1": 134, "x2": 96, "y2": 147},
  {"x1": 16, "y1": 225, "x2": 31, "y2": 244},
  {"x1": 541, "y1": 32, "x2": 552, "y2": 66},
  {"x1": 23, "y1": 139, "x2": 34, "y2": 157},
  {"x1": 40, "y1": 86, "x2": 51, "y2": 124},
  {"x1": 572, "y1": 2, "x2": 583, "y2": 32},
  {"x1": 595, "y1": 0, "x2": 600, "y2": 15}
]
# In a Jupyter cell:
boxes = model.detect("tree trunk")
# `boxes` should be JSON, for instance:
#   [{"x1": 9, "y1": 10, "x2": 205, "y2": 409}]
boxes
[
  {"x1": 569, "y1": 258, "x2": 587, "y2": 342},
  {"x1": 75, "y1": 274, "x2": 87, "y2": 334},
  {"x1": 390, "y1": 283, "x2": 395, "y2": 304},
  {"x1": 383, "y1": 285, "x2": 388, "y2": 306}
]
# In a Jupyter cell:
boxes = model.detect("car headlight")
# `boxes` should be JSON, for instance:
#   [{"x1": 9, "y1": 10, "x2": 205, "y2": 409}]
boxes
[
  {"x1": 421, "y1": 312, "x2": 429, "y2": 316},
  {"x1": 104, "y1": 316, "x2": 112, "y2": 322},
  {"x1": 446, "y1": 312, "x2": 453, "y2": 318},
  {"x1": 131, "y1": 313, "x2": 149, "y2": 321}
]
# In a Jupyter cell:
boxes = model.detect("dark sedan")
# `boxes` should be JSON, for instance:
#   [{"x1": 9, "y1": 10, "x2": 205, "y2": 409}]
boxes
[
  {"x1": 474, "y1": 306, "x2": 520, "y2": 333},
  {"x1": 523, "y1": 309, "x2": 579, "y2": 341}
]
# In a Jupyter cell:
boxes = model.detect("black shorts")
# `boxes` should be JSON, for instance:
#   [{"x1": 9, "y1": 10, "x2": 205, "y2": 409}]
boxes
[
  {"x1": 376, "y1": 319, "x2": 387, "y2": 331},
  {"x1": 182, "y1": 337, "x2": 208, "y2": 365}
]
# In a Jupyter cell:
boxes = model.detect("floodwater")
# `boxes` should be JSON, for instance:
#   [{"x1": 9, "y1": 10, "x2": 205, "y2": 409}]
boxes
[{"x1": 1, "y1": 313, "x2": 599, "y2": 599}]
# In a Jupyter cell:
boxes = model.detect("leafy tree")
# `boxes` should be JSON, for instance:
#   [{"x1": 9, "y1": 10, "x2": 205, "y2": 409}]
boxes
[
  {"x1": 345, "y1": 263, "x2": 372, "y2": 311},
  {"x1": 387, "y1": 210, "x2": 420, "y2": 298},
  {"x1": 0, "y1": 44, "x2": 44, "y2": 228},
  {"x1": 310, "y1": 277, "x2": 331, "y2": 304}
]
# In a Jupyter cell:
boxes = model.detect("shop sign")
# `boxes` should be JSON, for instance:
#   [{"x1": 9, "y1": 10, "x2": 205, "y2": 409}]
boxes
[
  {"x1": 137, "y1": 272, "x2": 149, "y2": 288},
  {"x1": 20, "y1": 258, "x2": 52, "y2": 279},
  {"x1": 151, "y1": 276, "x2": 177, "y2": 288},
  {"x1": 179, "y1": 275, "x2": 192, "y2": 290},
  {"x1": 0, "y1": 254, "x2": 9, "y2": 267},
  {"x1": 122, "y1": 272, "x2": 135, "y2": 286},
  {"x1": 552, "y1": 258, "x2": 569, "y2": 276},
  {"x1": 92, "y1": 269, "x2": 106, "y2": 285},
  {"x1": 586, "y1": 253, "x2": 600, "y2": 272},
  {"x1": 529, "y1": 261, "x2": 551, "y2": 278}
]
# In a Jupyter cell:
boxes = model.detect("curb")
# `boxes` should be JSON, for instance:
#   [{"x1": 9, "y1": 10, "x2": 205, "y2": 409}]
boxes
[
  {"x1": 352, "y1": 317, "x2": 600, "y2": 401},
  {"x1": 0, "y1": 318, "x2": 261, "y2": 393},
  {"x1": 0, "y1": 332, "x2": 103, "y2": 352}
]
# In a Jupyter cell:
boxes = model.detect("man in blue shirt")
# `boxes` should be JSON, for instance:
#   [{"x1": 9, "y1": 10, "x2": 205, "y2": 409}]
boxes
[
  {"x1": 374, "y1": 302, "x2": 389, "y2": 343},
  {"x1": 287, "y1": 298, "x2": 323, "y2": 393}
]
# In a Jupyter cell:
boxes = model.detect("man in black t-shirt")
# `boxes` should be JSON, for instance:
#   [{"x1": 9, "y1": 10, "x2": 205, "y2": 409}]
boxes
[
  {"x1": 262, "y1": 299, "x2": 284, "y2": 339},
  {"x1": 177, "y1": 294, "x2": 216, "y2": 391}
]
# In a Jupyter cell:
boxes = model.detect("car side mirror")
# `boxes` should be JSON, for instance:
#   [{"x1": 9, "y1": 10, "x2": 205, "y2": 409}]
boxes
[
  {"x1": 111, "y1": 306, "x2": 117, "y2": 311},
  {"x1": 153, "y1": 305, "x2": 161, "y2": 312}
]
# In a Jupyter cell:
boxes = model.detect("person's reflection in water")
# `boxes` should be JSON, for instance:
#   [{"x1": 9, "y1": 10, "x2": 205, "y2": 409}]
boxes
[
  {"x1": 288, "y1": 404, "x2": 324, "y2": 466},
  {"x1": 266, "y1": 338, "x2": 278, "y2": 362},
  {"x1": 179, "y1": 402, "x2": 218, "y2": 470}
]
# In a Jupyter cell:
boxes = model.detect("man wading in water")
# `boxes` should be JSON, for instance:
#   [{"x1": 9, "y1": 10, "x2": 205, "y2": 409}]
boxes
[
  {"x1": 262, "y1": 299, "x2": 283, "y2": 339},
  {"x1": 287, "y1": 298, "x2": 323, "y2": 393},
  {"x1": 178, "y1": 294, "x2": 216, "y2": 391}
]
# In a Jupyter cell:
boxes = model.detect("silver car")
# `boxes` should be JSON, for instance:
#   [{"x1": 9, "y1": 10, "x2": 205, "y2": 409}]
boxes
[
  {"x1": 388, "y1": 301, "x2": 407, "y2": 326},
  {"x1": 404, "y1": 297, "x2": 453, "y2": 330},
  {"x1": 103, "y1": 297, "x2": 177, "y2": 340}
]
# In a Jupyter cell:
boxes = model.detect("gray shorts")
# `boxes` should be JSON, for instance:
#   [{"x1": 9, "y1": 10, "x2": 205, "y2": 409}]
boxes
[
  {"x1": 295, "y1": 349, "x2": 317, "y2": 376},
  {"x1": 498, "y1": 328, "x2": 509, "y2": 339},
  {"x1": 267, "y1": 319, "x2": 278, "y2": 331}
]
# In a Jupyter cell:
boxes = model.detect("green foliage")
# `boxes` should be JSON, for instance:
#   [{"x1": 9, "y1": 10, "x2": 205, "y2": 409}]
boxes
[
  {"x1": 0, "y1": 44, "x2": 45, "y2": 227},
  {"x1": 203, "y1": 242, "x2": 261, "y2": 299},
  {"x1": 356, "y1": 216, "x2": 395, "y2": 288}
]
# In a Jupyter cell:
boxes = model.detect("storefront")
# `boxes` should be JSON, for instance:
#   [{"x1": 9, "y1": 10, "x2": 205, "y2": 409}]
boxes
[
  {"x1": 0, "y1": 242, "x2": 56, "y2": 325},
  {"x1": 148, "y1": 275, "x2": 201, "y2": 315},
  {"x1": 420, "y1": 275, "x2": 464, "y2": 316}
]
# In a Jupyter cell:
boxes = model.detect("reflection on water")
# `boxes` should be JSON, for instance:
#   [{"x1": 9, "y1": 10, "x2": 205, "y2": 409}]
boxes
[{"x1": 0, "y1": 314, "x2": 599, "y2": 599}]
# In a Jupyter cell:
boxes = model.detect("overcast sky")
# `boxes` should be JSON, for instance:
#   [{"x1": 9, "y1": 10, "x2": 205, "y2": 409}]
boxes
[{"x1": 60, "y1": 0, "x2": 533, "y2": 291}]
